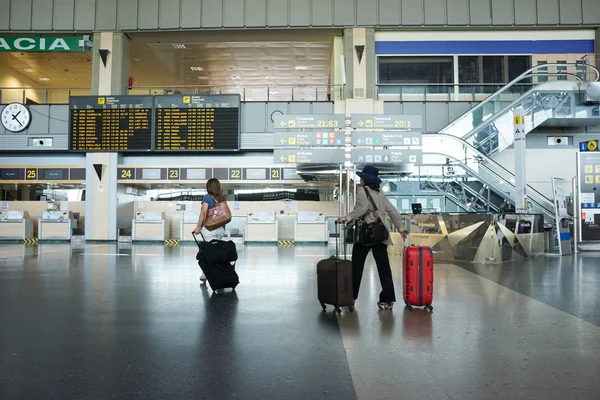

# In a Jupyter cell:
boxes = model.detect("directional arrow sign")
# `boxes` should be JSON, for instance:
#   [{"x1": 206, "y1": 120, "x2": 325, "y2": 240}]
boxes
[
  {"x1": 274, "y1": 149, "x2": 346, "y2": 164},
  {"x1": 351, "y1": 114, "x2": 423, "y2": 130},
  {"x1": 273, "y1": 131, "x2": 345, "y2": 147},
  {"x1": 351, "y1": 149, "x2": 422, "y2": 165},
  {"x1": 351, "y1": 131, "x2": 423, "y2": 146},
  {"x1": 273, "y1": 114, "x2": 345, "y2": 130}
]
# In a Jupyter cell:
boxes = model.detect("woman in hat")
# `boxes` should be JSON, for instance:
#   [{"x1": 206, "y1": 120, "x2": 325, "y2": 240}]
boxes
[{"x1": 336, "y1": 165, "x2": 405, "y2": 310}]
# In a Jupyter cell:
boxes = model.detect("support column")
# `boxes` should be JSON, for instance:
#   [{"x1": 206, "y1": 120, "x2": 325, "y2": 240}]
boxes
[
  {"x1": 85, "y1": 32, "x2": 130, "y2": 241},
  {"x1": 514, "y1": 107, "x2": 527, "y2": 212},
  {"x1": 343, "y1": 28, "x2": 376, "y2": 100},
  {"x1": 595, "y1": 28, "x2": 600, "y2": 67}
]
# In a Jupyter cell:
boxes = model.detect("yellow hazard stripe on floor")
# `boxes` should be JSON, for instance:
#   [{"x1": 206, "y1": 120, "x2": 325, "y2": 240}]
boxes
[
  {"x1": 278, "y1": 240, "x2": 295, "y2": 247},
  {"x1": 164, "y1": 240, "x2": 180, "y2": 246},
  {"x1": 23, "y1": 238, "x2": 38, "y2": 245}
]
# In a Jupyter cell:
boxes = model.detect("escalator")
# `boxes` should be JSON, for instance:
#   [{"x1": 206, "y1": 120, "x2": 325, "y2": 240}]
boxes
[{"x1": 421, "y1": 61, "x2": 600, "y2": 226}]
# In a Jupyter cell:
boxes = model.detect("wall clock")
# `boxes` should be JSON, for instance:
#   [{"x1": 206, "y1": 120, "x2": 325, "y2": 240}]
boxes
[{"x1": 1, "y1": 103, "x2": 32, "y2": 133}]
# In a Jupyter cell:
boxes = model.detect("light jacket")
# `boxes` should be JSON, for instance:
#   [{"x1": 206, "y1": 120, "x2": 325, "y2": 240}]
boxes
[{"x1": 346, "y1": 186, "x2": 404, "y2": 246}]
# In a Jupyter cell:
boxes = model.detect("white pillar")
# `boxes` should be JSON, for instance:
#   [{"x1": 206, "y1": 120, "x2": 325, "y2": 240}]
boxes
[{"x1": 513, "y1": 107, "x2": 527, "y2": 212}]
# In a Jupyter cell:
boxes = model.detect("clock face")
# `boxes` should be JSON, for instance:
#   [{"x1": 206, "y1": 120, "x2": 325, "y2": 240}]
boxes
[{"x1": 1, "y1": 103, "x2": 32, "y2": 133}]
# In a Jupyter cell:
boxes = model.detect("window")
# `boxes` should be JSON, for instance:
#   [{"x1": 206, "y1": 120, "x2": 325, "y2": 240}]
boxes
[
  {"x1": 537, "y1": 61, "x2": 548, "y2": 83},
  {"x1": 457, "y1": 55, "x2": 531, "y2": 93},
  {"x1": 557, "y1": 60, "x2": 567, "y2": 80},
  {"x1": 378, "y1": 56, "x2": 454, "y2": 94}
]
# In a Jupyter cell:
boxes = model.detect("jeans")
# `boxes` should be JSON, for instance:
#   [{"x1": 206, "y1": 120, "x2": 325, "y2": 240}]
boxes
[{"x1": 352, "y1": 243, "x2": 396, "y2": 303}]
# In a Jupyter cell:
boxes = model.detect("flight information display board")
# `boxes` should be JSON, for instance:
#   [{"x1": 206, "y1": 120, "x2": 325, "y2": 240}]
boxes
[
  {"x1": 69, "y1": 96, "x2": 153, "y2": 151},
  {"x1": 154, "y1": 94, "x2": 240, "y2": 151}
]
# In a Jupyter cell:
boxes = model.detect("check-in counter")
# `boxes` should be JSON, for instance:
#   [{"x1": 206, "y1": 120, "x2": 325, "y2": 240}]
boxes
[
  {"x1": 295, "y1": 211, "x2": 328, "y2": 242},
  {"x1": 245, "y1": 212, "x2": 278, "y2": 243},
  {"x1": 39, "y1": 211, "x2": 75, "y2": 241},
  {"x1": 401, "y1": 213, "x2": 544, "y2": 264},
  {"x1": 132, "y1": 212, "x2": 167, "y2": 241},
  {"x1": 0, "y1": 211, "x2": 34, "y2": 240},
  {"x1": 180, "y1": 211, "x2": 200, "y2": 242}
]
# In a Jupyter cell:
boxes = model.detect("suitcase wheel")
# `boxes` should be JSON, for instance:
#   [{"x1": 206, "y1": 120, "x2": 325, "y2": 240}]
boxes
[
  {"x1": 335, "y1": 307, "x2": 342, "y2": 314},
  {"x1": 348, "y1": 306, "x2": 354, "y2": 312},
  {"x1": 404, "y1": 302, "x2": 413, "y2": 311},
  {"x1": 425, "y1": 303, "x2": 434, "y2": 312},
  {"x1": 321, "y1": 303, "x2": 326, "y2": 312}
]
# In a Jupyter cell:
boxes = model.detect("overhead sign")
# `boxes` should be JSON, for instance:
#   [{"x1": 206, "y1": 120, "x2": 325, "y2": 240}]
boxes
[
  {"x1": 273, "y1": 131, "x2": 345, "y2": 147},
  {"x1": 273, "y1": 114, "x2": 345, "y2": 130},
  {"x1": 351, "y1": 131, "x2": 422, "y2": 146},
  {"x1": 351, "y1": 114, "x2": 423, "y2": 130},
  {"x1": 274, "y1": 149, "x2": 346, "y2": 164},
  {"x1": 116, "y1": 166, "x2": 301, "y2": 181},
  {"x1": 351, "y1": 149, "x2": 422, "y2": 164},
  {"x1": 0, "y1": 36, "x2": 91, "y2": 52}
]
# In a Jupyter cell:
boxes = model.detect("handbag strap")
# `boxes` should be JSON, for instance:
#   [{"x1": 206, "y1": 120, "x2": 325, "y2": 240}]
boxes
[{"x1": 363, "y1": 187, "x2": 381, "y2": 216}]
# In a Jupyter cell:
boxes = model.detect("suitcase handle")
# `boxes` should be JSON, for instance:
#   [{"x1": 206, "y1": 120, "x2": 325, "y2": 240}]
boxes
[
  {"x1": 334, "y1": 221, "x2": 346, "y2": 260},
  {"x1": 191, "y1": 230, "x2": 207, "y2": 247}
]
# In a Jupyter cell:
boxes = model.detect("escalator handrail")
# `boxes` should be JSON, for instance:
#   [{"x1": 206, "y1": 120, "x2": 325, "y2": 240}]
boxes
[
  {"x1": 440, "y1": 62, "x2": 599, "y2": 135},
  {"x1": 422, "y1": 133, "x2": 555, "y2": 213}
]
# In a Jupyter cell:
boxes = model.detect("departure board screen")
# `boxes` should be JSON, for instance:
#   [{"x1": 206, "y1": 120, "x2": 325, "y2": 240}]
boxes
[
  {"x1": 154, "y1": 94, "x2": 240, "y2": 151},
  {"x1": 69, "y1": 96, "x2": 153, "y2": 152}
]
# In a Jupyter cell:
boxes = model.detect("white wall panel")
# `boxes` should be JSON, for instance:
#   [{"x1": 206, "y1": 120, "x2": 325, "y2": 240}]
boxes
[
  {"x1": 582, "y1": 0, "x2": 600, "y2": 25},
  {"x1": 117, "y1": 0, "x2": 139, "y2": 30},
  {"x1": 267, "y1": 0, "x2": 288, "y2": 27},
  {"x1": 491, "y1": 0, "x2": 514, "y2": 25},
  {"x1": 357, "y1": 0, "x2": 377, "y2": 26},
  {"x1": 138, "y1": 0, "x2": 159, "y2": 29},
  {"x1": 74, "y1": 0, "x2": 96, "y2": 31},
  {"x1": 53, "y1": 0, "x2": 75, "y2": 30},
  {"x1": 289, "y1": 0, "x2": 310, "y2": 26},
  {"x1": 514, "y1": 0, "x2": 537, "y2": 25},
  {"x1": 95, "y1": 0, "x2": 117, "y2": 30},
  {"x1": 537, "y1": 0, "x2": 560, "y2": 25},
  {"x1": 379, "y1": 0, "x2": 401, "y2": 26},
  {"x1": 32, "y1": 0, "x2": 54, "y2": 30},
  {"x1": 158, "y1": 0, "x2": 180, "y2": 29},
  {"x1": 0, "y1": 0, "x2": 10, "y2": 30},
  {"x1": 424, "y1": 0, "x2": 446, "y2": 25},
  {"x1": 224, "y1": 0, "x2": 244, "y2": 27},
  {"x1": 334, "y1": 0, "x2": 355, "y2": 26},
  {"x1": 180, "y1": 0, "x2": 201, "y2": 28},
  {"x1": 10, "y1": 0, "x2": 32, "y2": 30},
  {"x1": 246, "y1": 0, "x2": 266, "y2": 27},
  {"x1": 401, "y1": 0, "x2": 424, "y2": 26},
  {"x1": 313, "y1": 0, "x2": 333, "y2": 27},
  {"x1": 470, "y1": 0, "x2": 491, "y2": 25},
  {"x1": 559, "y1": 0, "x2": 582, "y2": 24},
  {"x1": 447, "y1": 0, "x2": 468, "y2": 25},
  {"x1": 202, "y1": 0, "x2": 223, "y2": 28}
]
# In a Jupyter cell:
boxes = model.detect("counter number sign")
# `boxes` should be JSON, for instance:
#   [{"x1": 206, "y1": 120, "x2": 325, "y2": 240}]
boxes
[
  {"x1": 168, "y1": 168, "x2": 180, "y2": 180},
  {"x1": 119, "y1": 168, "x2": 134, "y2": 180},
  {"x1": 229, "y1": 168, "x2": 242, "y2": 180},
  {"x1": 270, "y1": 168, "x2": 281, "y2": 180},
  {"x1": 25, "y1": 168, "x2": 37, "y2": 180}
]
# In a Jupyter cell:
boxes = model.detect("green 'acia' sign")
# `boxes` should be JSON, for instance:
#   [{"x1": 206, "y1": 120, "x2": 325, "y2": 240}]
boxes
[{"x1": 0, "y1": 36, "x2": 92, "y2": 52}]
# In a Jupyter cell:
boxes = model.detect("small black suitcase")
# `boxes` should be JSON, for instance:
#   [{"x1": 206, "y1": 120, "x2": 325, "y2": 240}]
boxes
[
  {"x1": 317, "y1": 223, "x2": 354, "y2": 314},
  {"x1": 192, "y1": 232, "x2": 239, "y2": 292}
]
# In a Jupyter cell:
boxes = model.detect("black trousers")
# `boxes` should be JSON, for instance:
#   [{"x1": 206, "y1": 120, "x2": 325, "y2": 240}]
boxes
[{"x1": 352, "y1": 242, "x2": 396, "y2": 303}]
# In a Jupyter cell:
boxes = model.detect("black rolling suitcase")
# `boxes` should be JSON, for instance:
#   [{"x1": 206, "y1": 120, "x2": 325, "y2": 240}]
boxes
[
  {"x1": 192, "y1": 231, "x2": 239, "y2": 292},
  {"x1": 317, "y1": 223, "x2": 354, "y2": 314}
]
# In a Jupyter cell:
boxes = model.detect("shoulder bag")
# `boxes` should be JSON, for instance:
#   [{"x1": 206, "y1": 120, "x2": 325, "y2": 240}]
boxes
[
  {"x1": 204, "y1": 198, "x2": 232, "y2": 231},
  {"x1": 361, "y1": 188, "x2": 390, "y2": 245}
]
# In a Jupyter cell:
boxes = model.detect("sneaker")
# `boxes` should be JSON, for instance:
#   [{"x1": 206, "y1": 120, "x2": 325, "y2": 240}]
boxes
[{"x1": 377, "y1": 302, "x2": 394, "y2": 310}]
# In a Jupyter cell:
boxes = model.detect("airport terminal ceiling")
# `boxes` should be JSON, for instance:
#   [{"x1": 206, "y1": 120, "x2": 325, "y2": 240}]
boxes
[{"x1": 0, "y1": 30, "x2": 340, "y2": 102}]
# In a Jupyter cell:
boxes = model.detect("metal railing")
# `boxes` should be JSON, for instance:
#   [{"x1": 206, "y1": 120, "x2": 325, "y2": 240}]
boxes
[
  {"x1": 377, "y1": 59, "x2": 600, "y2": 102},
  {"x1": 0, "y1": 85, "x2": 343, "y2": 104}
]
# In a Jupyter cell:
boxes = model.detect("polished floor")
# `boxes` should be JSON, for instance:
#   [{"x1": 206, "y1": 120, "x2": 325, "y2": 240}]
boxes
[{"x1": 0, "y1": 243, "x2": 599, "y2": 400}]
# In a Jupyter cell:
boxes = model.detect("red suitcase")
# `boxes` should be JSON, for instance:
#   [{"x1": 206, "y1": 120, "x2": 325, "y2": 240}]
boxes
[{"x1": 403, "y1": 245, "x2": 434, "y2": 311}]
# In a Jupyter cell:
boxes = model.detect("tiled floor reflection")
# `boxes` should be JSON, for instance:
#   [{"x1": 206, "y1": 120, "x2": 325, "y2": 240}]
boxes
[{"x1": 0, "y1": 243, "x2": 599, "y2": 400}]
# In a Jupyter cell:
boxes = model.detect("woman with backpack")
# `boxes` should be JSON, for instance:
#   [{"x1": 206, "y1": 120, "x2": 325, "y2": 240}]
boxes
[{"x1": 194, "y1": 178, "x2": 228, "y2": 284}]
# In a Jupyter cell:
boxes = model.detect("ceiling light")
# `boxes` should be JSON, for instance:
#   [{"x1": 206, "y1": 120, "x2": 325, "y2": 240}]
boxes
[
  {"x1": 23, "y1": 68, "x2": 36, "y2": 73},
  {"x1": 295, "y1": 66, "x2": 308, "y2": 70},
  {"x1": 197, "y1": 76, "x2": 210, "y2": 80},
  {"x1": 232, "y1": 76, "x2": 240, "y2": 80},
  {"x1": 134, "y1": 58, "x2": 140, "y2": 62},
  {"x1": 269, "y1": 91, "x2": 279, "y2": 95},
  {"x1": 173, "y1": 44, "x2": 187, "y2": 49},
  {"x1": 39, "y1": 77, "x2": 50, "y2": 81},
  {"x1": 190, "y1": 67, "x2": 203, "y2": 71}
]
